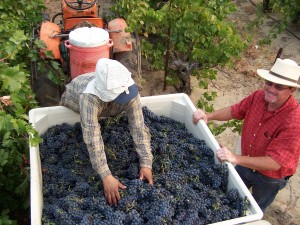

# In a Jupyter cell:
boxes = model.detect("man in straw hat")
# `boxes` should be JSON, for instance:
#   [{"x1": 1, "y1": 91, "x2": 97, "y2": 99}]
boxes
[
  {"x1": 60, "y1": 58, "x2": 153, "y2": 206},
  {"x1": 192, "y1": 58, "x2": 300, "y2": 212}
]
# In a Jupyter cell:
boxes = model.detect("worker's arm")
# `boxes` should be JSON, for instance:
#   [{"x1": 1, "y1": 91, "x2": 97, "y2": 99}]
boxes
[
  {"x1": 125, "y1": 95, "x2": 153, "y2": 185},
  {"x1": 216, "y1": 146, "x2": 281, "y2": 171},
  {"x1": 126, "y1": 95, "x2": 153, "y2": 168},
  {"x1": 80, "y1": 94, "x2": 111, "y2": 179},
  {"x1": 80, "y1": 94, "x2": 127, "y2": 206},
  {"x1": 193, "y1": 106, "x2": 233, "y2": 124}
]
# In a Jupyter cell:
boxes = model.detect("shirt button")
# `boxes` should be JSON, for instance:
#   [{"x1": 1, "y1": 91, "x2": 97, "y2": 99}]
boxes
[
  {"x1": 249, "y1": 144, "x2": 252, "y2": 147},
  {"x1": 253, "y1": 134, "x2": 256, "y2": 136},
  {"x1": 259, "y1": 123, "x2": 262, "y2": 126}
]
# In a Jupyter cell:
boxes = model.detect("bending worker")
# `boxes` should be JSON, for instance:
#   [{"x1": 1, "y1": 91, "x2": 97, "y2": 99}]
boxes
[
  {"x1": 60, "y1": 58, "x2": 153, "y2": 206},
  {"x1": 193, "y1": 58, "x2": 300, "y2": 212}
]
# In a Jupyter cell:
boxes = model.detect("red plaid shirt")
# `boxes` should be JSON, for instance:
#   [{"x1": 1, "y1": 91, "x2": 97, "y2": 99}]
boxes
[{"x1": 231, "y1": 90, "x2": 300, "y2": 179}]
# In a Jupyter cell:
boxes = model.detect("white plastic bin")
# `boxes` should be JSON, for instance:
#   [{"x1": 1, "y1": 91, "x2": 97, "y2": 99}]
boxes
[{"x1": 29, "y1": 93, "x2": 263, "y2": 225}]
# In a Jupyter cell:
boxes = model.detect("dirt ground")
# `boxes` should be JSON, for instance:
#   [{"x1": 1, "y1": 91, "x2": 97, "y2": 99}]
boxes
[{"x1": 44, "y1": 0, "x2": 300, "y2": 224}]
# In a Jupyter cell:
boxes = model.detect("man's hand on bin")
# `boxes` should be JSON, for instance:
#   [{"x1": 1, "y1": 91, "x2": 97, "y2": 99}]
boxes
[
  {"x1": 216, "y1": 144, "x2": 237, "y2": 164},
  {"x1": 193, "y1": 109, "x2": 208, "y2": 124}
]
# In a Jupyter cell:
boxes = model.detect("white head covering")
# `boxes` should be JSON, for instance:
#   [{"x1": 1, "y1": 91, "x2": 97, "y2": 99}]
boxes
[
  {"x1": 83, "y1": 58, "x2": 135, "y2": 102},
  {"x1": 257, "y1": 58, "x2": 300, "y2": 88}
]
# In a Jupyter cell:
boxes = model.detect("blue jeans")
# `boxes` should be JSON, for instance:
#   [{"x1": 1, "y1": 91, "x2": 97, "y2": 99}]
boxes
[{"x1": 235, "y1": 165, "x2": 289, "y2": 212}]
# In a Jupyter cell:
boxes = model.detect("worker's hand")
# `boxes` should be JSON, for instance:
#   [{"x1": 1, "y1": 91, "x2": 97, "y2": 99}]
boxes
[
  {"x1": 102, "y1": 175, "x2": 126, "y2": 206},
  {"x1": 139, "y1": 167, "x2": 153, "y2": 185},
  {"x1": 216, "y1": 144, "x2": 237, "y2": 164},
  {"x1": 192, "y1": 109, "x2": 207, "y2": 124}
]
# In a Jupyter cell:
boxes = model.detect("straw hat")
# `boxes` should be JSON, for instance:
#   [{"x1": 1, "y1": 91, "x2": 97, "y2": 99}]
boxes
[
  {"x1": 257, "y1": 58, "x2": 300, "y2": 88},
  {"x1": 83, "y1": 58, "x2": 138, "y2": 102}
]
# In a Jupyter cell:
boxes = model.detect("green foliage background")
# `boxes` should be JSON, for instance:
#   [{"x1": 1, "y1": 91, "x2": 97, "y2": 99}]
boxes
[
  {"x1": 110, "y1": 0, "x2": 247, "y2": 135},
  {"x1": 0, "y1": 0, "x2": 44, "y2": 224},
  {"x1": 111, "y1": 0, "x2": 246, "y2": 68}
]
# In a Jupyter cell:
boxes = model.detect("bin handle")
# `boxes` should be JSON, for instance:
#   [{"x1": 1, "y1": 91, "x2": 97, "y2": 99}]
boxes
[
  {"x1": 64, "y1": 40, "x2": 72, "y2": 49},
  {"x1": 108, "y1": 39, "x2": 114, "y2": 47}
]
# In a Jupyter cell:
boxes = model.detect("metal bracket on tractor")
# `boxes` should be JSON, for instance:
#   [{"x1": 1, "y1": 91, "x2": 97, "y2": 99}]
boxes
[{"x1": 32, "y1": 0, "x2": 142, "y2": 107}]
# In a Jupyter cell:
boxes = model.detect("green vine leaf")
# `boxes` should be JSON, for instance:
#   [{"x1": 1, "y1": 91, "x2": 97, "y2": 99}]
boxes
[{"x1": 0, "y1": 66, "x2": 27, "y2": 92}]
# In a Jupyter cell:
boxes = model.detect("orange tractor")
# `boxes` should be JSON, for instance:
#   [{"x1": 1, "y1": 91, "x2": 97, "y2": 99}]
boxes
[{"x1": 32, "y1": 0, "x2": 141, "y2": 106}]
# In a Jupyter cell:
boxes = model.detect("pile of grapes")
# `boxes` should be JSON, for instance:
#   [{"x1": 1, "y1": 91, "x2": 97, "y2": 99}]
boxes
[{"x1": 40, "y1": 107, "x2": 249, "y2": 225}]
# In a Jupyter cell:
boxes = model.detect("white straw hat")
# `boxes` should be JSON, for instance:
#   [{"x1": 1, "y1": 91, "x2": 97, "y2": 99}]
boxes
[
  {"x1": 257, "y1": 58, "x2": 300, "y2": 88},
  {"x1": 83, "y1": 58, "x2": 135, "y2": 102}
]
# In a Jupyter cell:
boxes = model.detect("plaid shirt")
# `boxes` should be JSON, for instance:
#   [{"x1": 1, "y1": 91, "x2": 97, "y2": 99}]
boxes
[
  {"x1": 60, "y1": 73, "x2": 153, "y2": 179},
  {"x1": 231, "y1": 90, "x2": 300, "y2": 179}
]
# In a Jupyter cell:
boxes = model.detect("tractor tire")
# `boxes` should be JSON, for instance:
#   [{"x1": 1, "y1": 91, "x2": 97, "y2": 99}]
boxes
[
  {"x1": 31, "y1": 61, "x2": 62, "y2": 107},
  {"x1": 114, "y1": 33, "x2": 142, "y2": 89}
]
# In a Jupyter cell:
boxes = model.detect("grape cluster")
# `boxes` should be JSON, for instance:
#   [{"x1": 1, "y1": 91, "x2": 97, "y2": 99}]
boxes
[{"x1": 40, "y1": 107, "x2": 250, "y2": 225}]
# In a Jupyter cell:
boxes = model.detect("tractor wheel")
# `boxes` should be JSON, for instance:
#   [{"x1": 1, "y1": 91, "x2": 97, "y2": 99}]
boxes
[
  {"x1": 31, "y1": 61, "x2": 63, "y2": 107},
  {"x1": 113, "y1": 33, "x2": 142, "y2": 89}
]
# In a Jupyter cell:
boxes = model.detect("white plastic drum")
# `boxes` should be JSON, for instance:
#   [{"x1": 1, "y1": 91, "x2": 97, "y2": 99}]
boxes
[
  {"x1": 65, "y1": 27, "x2": 113, "y2": 79},
  {"x1": 68, "y1": 27, "x2": 109, "y2": 47}
]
